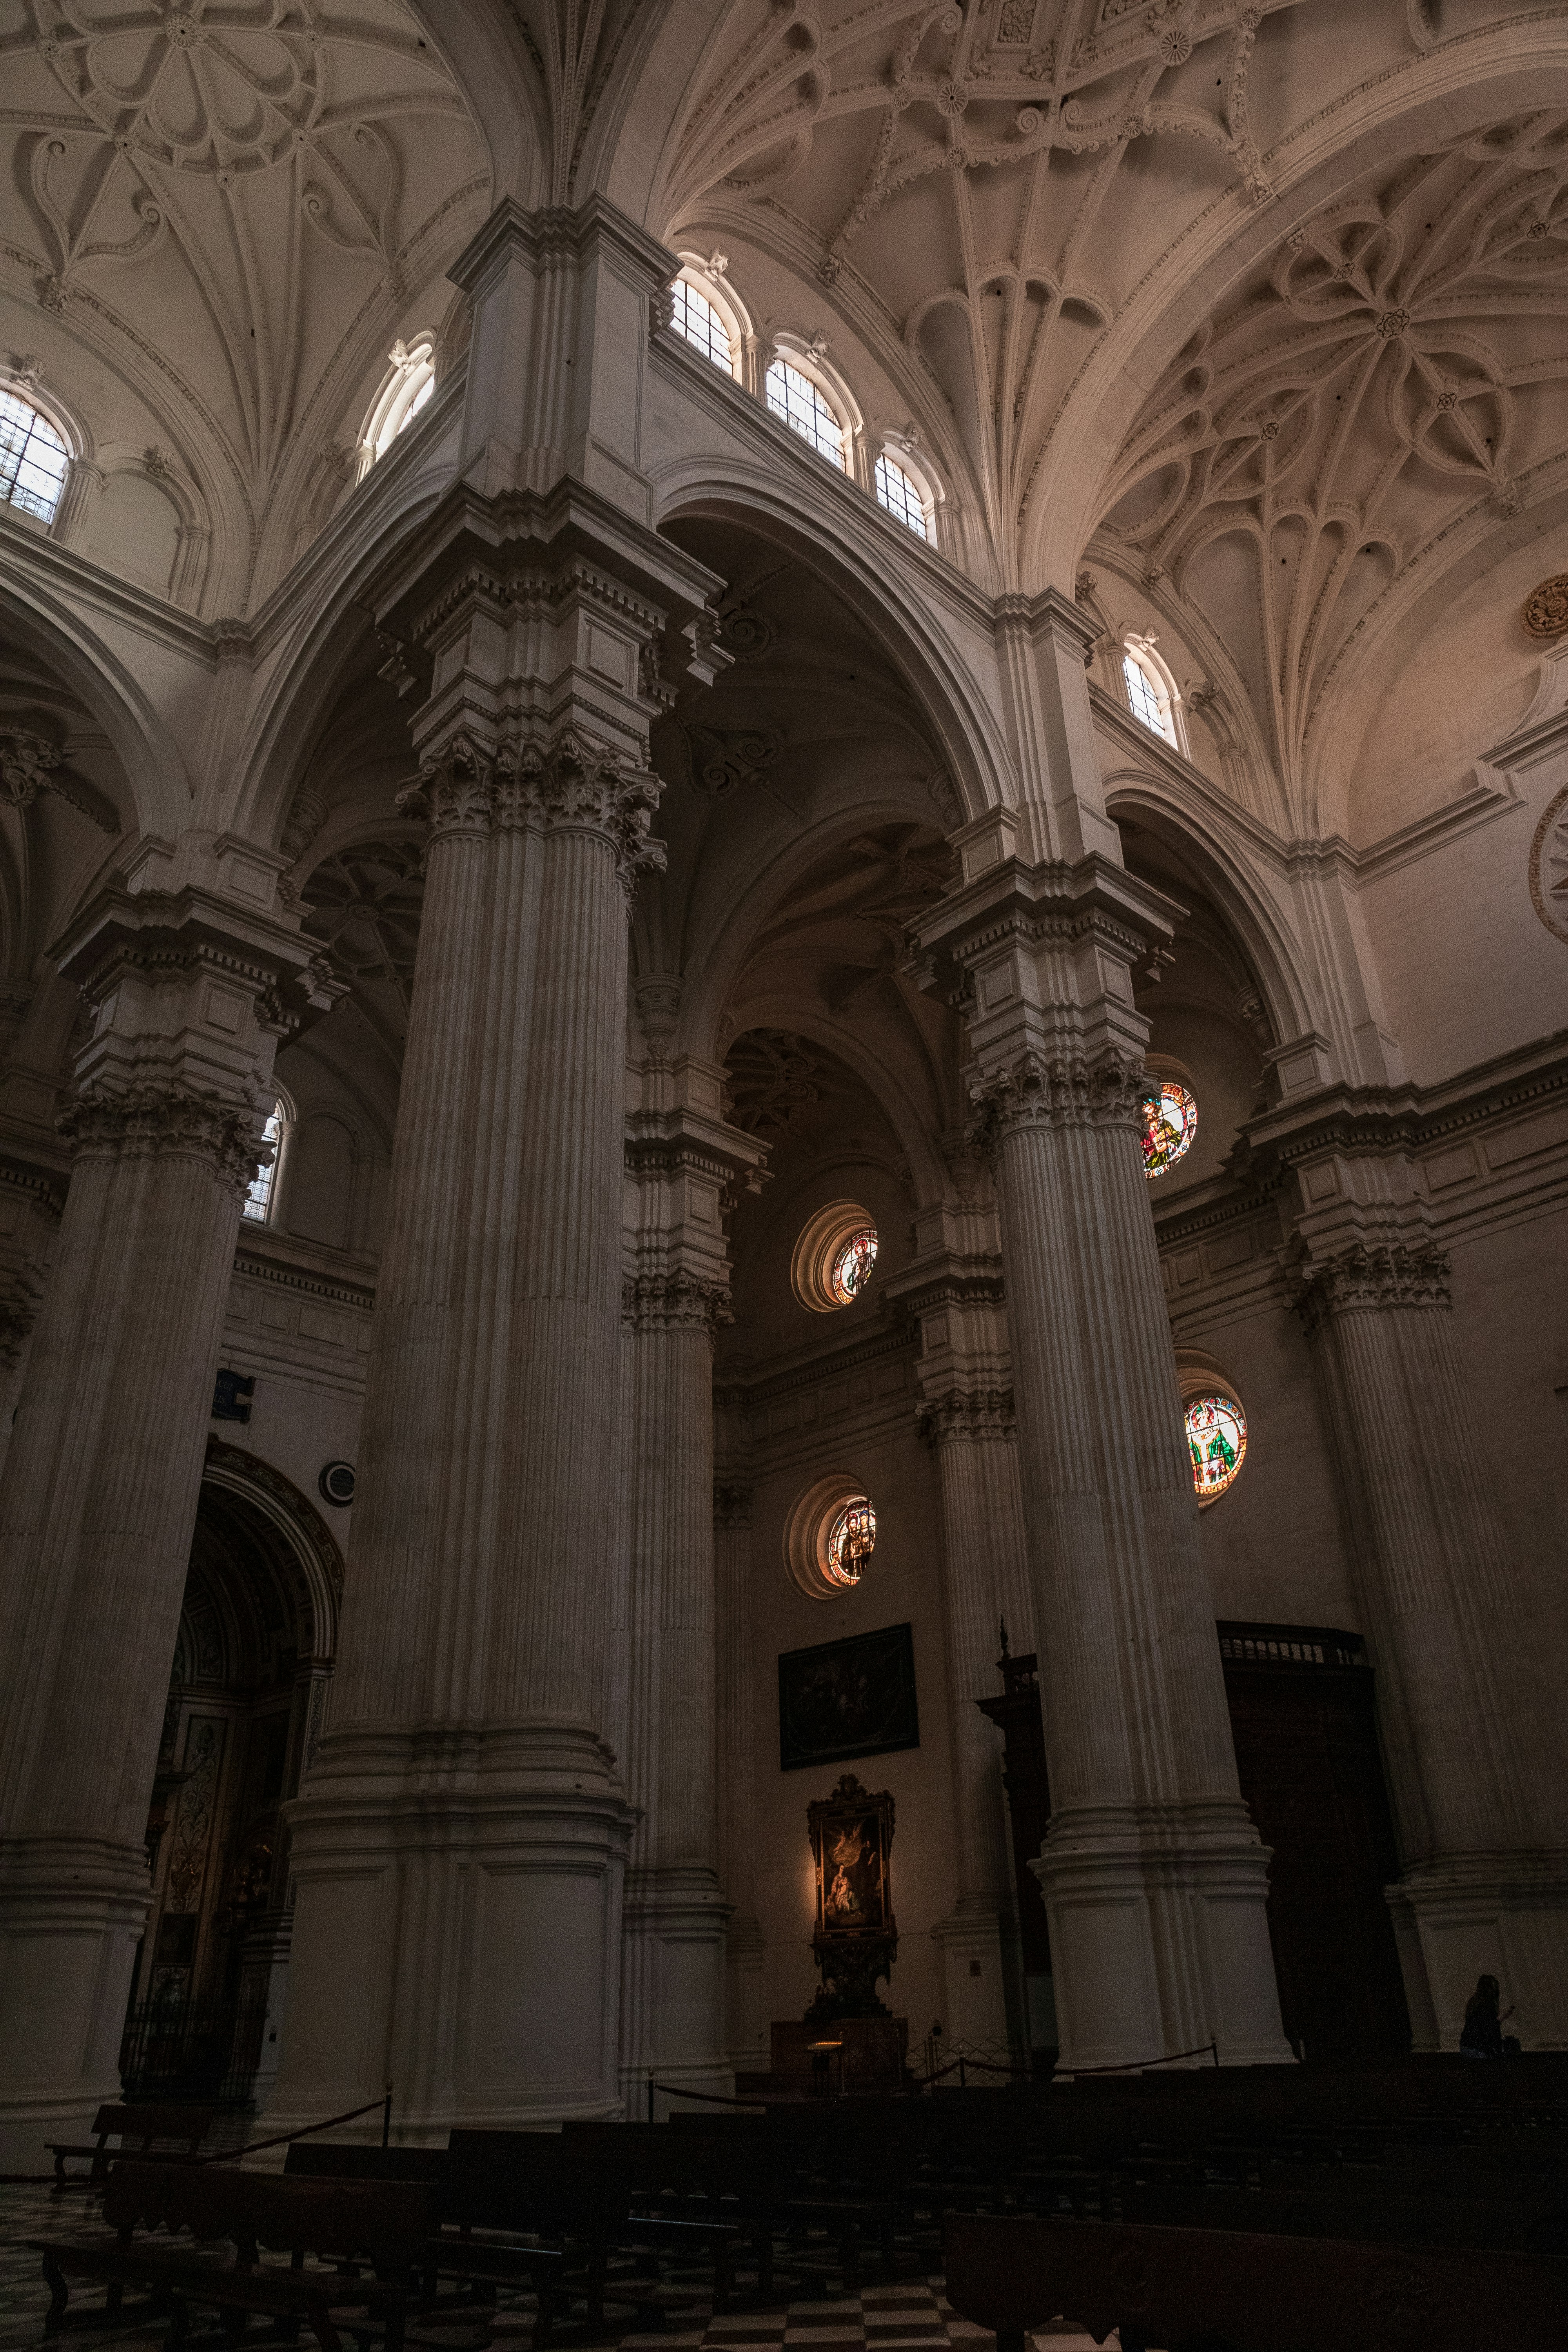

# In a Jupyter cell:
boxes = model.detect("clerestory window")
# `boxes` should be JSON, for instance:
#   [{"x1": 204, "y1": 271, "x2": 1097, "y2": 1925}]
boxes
[{"x1": 0, "y1": 388, "x2": 69, "y2": 524}]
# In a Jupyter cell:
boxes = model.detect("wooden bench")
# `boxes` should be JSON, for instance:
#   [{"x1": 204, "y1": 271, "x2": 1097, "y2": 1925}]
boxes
[
  {"x1": 48, "y1": 2104, "x2": 220, "y2": 2192},
  {"x1": 33, "y1": 2158, "x2": 434, "y2": 2351},
  {"x1": 942, "y1": 2209, "x2": 1566, "y2": 2352}
]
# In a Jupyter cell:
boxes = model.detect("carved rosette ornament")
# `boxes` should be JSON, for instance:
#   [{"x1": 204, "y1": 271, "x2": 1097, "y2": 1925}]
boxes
[
  {"x1": 968, "y1": 1048, "x2": 1147, "y2": 1158},
  {"x1": 622, "y1": 1270, "x2": 733, "y2": 1339},
  {"x1": 713, "y1": 1480, "x2": 755, "y2": 1531},
  {"x1": 915, "y1": 1387, "x2": 1016, "y2": 1445},
  {"x1": 399, "y1": 729, "x2": 666, "y2": 893},
  {"x1": 56, "y1": 1081, "x2": 266, "y2": 1198},
  {"x1": 1294, "y1": 1240, "x2": 1452, "y2": 1338},
  {"x1": 1523, "y1": 572, "x2": 1568, "y2": 641},
  {"x1": 1529, "y1": 780, "x2": 1568, "y2": 946}
]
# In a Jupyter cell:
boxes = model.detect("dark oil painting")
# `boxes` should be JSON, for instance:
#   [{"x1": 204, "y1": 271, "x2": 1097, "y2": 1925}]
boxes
[{"x1": 778, "y1": 1622, "x2": 919, "y2": 1772}]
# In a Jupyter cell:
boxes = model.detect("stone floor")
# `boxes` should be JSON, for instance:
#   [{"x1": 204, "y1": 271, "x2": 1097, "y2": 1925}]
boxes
[{"x1": 0, "y1": 2189, "x2": 1101, "y2": 2352}]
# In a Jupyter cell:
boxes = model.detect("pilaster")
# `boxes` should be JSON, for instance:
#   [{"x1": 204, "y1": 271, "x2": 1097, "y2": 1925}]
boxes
[{"x1": 0, "y1": 882, "x2": 339, "y2": 2169}]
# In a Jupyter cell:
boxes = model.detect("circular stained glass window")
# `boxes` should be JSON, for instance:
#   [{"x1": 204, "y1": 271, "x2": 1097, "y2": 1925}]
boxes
[
  {"x1": 829, "y1": 1229, "x2": 878, "y2": 1305},
  {"x1": 1143, "y1": 1080, "x2": 1198, "y2": 1178},
  {"x1": 825, "y1": 1497, "x2": 877, "y2": 1589},
  {"x1": 1185, "y1": 1393, "x2": 1247, "y2": 1503}
]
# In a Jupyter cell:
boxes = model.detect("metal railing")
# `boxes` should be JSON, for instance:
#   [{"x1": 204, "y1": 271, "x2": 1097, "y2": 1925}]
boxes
[{"x1": 119, "y1": 1995, "x2": 269, "y2": 2108}]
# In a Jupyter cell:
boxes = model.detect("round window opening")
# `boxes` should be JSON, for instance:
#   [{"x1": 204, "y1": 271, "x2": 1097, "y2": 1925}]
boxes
[
  {"x1": 1143, "y1": 1080, "x2": 1198, "y2": 1179},
  {"x1": 792, "y1": 1201, "x2": 879, "y2": 1313},
  {"x1": 785, "y1": 1474, "x2": 879, "y2": 1600},
  {"x1": 1185, "y1": 1392, "x2": 1247, "y2": 1503}
]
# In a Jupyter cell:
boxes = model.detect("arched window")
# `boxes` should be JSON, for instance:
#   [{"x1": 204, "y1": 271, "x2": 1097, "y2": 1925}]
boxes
[
  {"x1": 0, "y1": 387, "x2": 70, "y2": 524},
  {"x1": 361, "y1": 336, "x2": 437, "y2": 469},
  {"x1": 1123, "y1": 637, "x2": 1180, "y2": 746},
  {"x1": 1185, "y1": 1392, "x2": 1247, "y2": 1503},
  {"x1": 873, "y1": 451, "x2": 931, "y2": 541},
  {"x1": 671, "y1": 275, "x2": 737, "y2": 377},
  {"x1": 241, "y1": 1094, "x2": 292, "y2": 1226},
  {"x1": 1142, "y1": 1079, "x2": 1198, "y2": 1178},
  {"x1": 766, "y1": 357, "x2": 848, "y2": 470}
]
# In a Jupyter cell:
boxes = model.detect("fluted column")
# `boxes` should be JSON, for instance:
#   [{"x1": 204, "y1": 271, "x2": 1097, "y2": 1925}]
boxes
[
  {"x1": 0, "y1": 883, "x2": 332, "y2": 2169},
  {"x1": 619, "y1": 1275, "x2": 731, "y2": 2108},
  {"x1": 913, "y1": 845, "x2": 1290, "y2": 2073},
  {"x1": 714, "y1": 1481, "x2": 765, "y2": 2072},
  {"x1": 917, "y1": 1388, "x2": 1032, "y2": 2050},
  {"x1": 1298, "y1": 1239, "x2": 1568, "y2": 2048},
  {"x1": 271, "y1": 733, "x2": 660, "y2": 2136}
]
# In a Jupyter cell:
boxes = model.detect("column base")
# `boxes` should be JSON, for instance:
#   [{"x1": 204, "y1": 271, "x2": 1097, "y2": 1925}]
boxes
[
  {"x1": 1387, "y1": 1853, "x2": 1568, "y2": 2051},
  {"x1": 265, "y1": 1720, "x2": 635, "y2": 2141},
  {"x1": 619, "y1": 1867, "x2": 732, "y2": 2118},
  {"x1": 0, "y1": 1835, "x2": 150, "y2": 2174},
  {"x1": 930, "y1": 1900, "x2": 1016, "y2": 2057},
  {"x1": 1035, "y1": 1800, "x2": 1295, "y2": 2073},
  {"x1": 724, "y1": 1913, "x2": 768, "y2": 2076}
]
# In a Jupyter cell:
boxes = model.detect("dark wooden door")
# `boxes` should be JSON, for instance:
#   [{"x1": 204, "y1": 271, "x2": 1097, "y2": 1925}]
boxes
[{"x1": 1220, "y1": 1626, "x2": 1411, "y2": 2062}]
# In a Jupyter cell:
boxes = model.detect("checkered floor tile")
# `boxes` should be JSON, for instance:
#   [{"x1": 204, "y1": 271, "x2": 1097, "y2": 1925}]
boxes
[{"x1": 0, "y1": 2187, "x2": 1102, "y2": 2352}]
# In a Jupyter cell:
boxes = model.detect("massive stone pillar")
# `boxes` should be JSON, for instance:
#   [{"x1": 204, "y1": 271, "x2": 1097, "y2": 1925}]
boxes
[
  {"x1": 1294, "y1": 1225, "x2": 1568, "y2": 2048},
  {"x1": 618, "y1": 1063, "x2": 763, "y2": 2111},
  {"x1": 913, "y1": 824, "x2": 1291, "y2": 2074},
  {"x1": 0, "y1": 875, "x2": 334, "y2": 2168},
  {"x1": 713, "y1": 1480, "x2": 766, "y2": 2074}
]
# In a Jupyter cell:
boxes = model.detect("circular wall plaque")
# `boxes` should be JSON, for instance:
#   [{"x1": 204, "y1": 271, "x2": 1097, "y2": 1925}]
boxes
[
  {"x1": 1523, "y1": 572, "x2": 1568, "y2": 640},
  {"x1": 318, "y1": 1460, "x2": 356, "y2": 1508},
  {"x1": 1529, "y1": 780, "x2": 1568, "y2": 945}
]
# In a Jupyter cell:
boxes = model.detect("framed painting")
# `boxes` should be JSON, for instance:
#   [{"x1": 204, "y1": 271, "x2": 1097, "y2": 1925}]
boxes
[{"x1": 777, "y1": 1621, "x2": 919, "y2": 1773}]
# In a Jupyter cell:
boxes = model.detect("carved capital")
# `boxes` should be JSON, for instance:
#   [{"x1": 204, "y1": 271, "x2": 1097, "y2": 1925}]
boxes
[
  {"x1": 56, "y1": 1082, "x2": 265, "y2": 1198},
  {"x1": 401, "y1": 729, "x2": 666, "y2": 890},
  {"x1": 916, "y1": 1387, "x2": 1016, "y2": 1446},
  {"x1": 713, "y1": 1479, "x2": 755, "y2": 1532},
  {"x1": 1295, "y1": 1239, "x2": 1452, "y2": 1334},
  {"x1": 969, "y1": 1048, "x2": 1147, "y2": 1158},
  {"x1": 622, "y1": 1269, "x2": 732, "y2": 1337}
]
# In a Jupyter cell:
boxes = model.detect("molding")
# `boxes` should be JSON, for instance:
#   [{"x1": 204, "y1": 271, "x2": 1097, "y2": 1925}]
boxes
[
  {"x1": 232, "y1": 1246, "x2": 375, "y2": 1317},
  {"x1": 716, "y1": 1319, "x2": 916, "y2": 1414}
]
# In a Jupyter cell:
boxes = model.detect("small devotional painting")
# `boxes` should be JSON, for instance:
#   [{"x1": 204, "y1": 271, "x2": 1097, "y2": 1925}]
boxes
[{"x1": 777, "y1": 1621, "x2": 919, "y2": 1773}]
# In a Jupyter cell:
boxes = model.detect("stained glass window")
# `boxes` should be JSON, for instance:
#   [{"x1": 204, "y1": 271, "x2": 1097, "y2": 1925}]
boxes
[
  {"x1": 874, "y1": 453, "x2": 930, "y2": 540},
  {"x1": 1185, "y1": 1393, "x2": 1247, "y2": 1501},
  {"x1": 830, "y1": 1228, "x2": 878, "y2": 1304},
  {"x1": 825, "y1": 1497, "x2": 877, "y2": 1589},
  {"x1": 1143, "y1": 1080, "x2": 1198, "y2": 1178},
  {"x1": 1124, "y1": 648, "x2": 1176, "y2": 744},
  {"x1": 243, "y1": 1104, "x2": 282, "y2": 1224},
  {"x1": 766, "y1": 358, "x2": 847, "y2": 469},
  {"x1": 0, "y1": 390, "x2": 69, "y2": 524},
  {"x1": 671, "y1": 278, "x2": 735, "y2": 375}
]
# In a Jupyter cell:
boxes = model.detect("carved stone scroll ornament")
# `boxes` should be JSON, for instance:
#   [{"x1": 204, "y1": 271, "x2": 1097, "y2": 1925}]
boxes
[
  {"x1": 56, "y1": 1082, "x2": 267, "y2": 1198},
  {"x1": 622, "y1": 1270, "x2": 733, "y2": 1339},
  {"x1": 0, "y1": 727, "x2": 119, "y2": 835},
  {"x1": 916, "y1": 1387, "x2": 1016, "y2": 1446},
  {"x1": 1523, "y1": 573, "x2": 1568, "y2": 642},
  {"x1": 1293, "y1": 1240, "x2": 1452, "y2": 1339},
  {"x1": 398, "y1": 730, "x2": 666, "y2": 889},
  {"x1": 967, "y1": 1047, "x2": 1147, "y2": 1160}
]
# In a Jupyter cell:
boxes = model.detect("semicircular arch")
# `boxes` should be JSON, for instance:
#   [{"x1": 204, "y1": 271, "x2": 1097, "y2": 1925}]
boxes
[{"x1": 200, "y1": 1439, "x2": 345, "y2": 1665}]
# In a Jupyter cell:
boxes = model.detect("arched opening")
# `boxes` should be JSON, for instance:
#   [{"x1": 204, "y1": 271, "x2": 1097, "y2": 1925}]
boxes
[{"x1": 126, "y1": 1448, "x2": 339, "y2": 2109}]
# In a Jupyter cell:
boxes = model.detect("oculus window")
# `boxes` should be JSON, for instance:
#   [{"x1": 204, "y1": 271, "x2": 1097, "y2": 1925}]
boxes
[
  {"x1": 1186, "y1": 1392, "x2": 1247, "y2": 1503},
  {"x1": 0, "y1": 390, "x2": 69, "y2": 524},
  {"x1": 786, "y1": 1473, "x2": 880, "y2": 1600},
  {"x1": 793, "y1": 1201, "x2": 879, "y2": 1312},
  {"x1": 1143, "y1": 1079, "x2": 1198, "y2": 1178},
  {"x1": 766, "y1": 358, "x2": 847, "y2": 470},
  {"x1": 874, "y1": 452, "x2": 930, "y2": 541},
  {"x1": 671, "y1": 277, "x2": 736, "y2": 376},
  {"x1": 825, "y1": 1497, "x2": 877, "y2": 1590}
]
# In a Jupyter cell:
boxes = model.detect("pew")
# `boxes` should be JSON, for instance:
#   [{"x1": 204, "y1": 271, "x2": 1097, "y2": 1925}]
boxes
[
  {"x1": 48, "y1": 2103, "x2": 221, "y2": 2192},
  {"x1": 33, "y1": 2159, "x2": 434, "y2": 2350},
  {"x1": 942, "y1": 2209, "x2": 1565, "y2": 2352}
]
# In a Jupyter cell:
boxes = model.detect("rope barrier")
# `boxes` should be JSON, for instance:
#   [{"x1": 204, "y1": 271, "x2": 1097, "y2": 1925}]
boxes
[
  {"x1": 198, "y1": 2092, "x2": 392, "y2": 2165},
  {"x1": 1061, "y1": 2040, "x2": 1220, "y2": 2077},
  {"x1": 646, "y1": 2079, "x2": 766, "y2": 2113}
]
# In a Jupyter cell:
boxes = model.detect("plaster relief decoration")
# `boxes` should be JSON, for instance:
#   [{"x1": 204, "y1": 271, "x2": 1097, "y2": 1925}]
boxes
[
  {"x1": 1529, "y1": 782, "x2": 1568, "y2": 946},
  {"x1": 1094, "y1": 118, "x2": 1568, "y2": 809},
  {"x1": 1, "y1": 3, "x2": 489, "y2": 600},
  {"x1": 662, "y1": 2, "x2": 1294, "y2": 552},
  {"x1": 301, "y1": 836, "x2": 424, "y2": 1065},
  {"x1": 1523, "y1": 571, "x2": 1568, "y2": 641}
]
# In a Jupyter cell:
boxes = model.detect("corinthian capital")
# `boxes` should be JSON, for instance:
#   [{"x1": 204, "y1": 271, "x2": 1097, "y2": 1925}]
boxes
[
  {"x1": 969, "y1": 1047, "x2": 1147, "y2": 1157},
  {"x1": 622, "y1": 1269, "x2": 732, "y2": 1337},
  {"x1": 56, "y1": 1082, "x2": 265, "y2": 1198},
  {"x1": 713, "y1": 1480, "x2": 755, "y2": 1531},
  {"x1": 1295, "y1": 1238, "x2": 1452, "y2": 1332},
  {"x1": 916, "y1": 1387, "x2": 1017, "y2": 1446},
  {"x1": 397, "y1": 733, "x2": 497, "y2": 844},
  {"x1": 401, "y1": 728, "x2": 666, "y2": 890}
]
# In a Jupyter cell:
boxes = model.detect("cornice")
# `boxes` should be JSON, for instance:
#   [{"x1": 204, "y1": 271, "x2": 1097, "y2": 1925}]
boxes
[
  {"x1": 0, "y1": 503, "x2": 214, "y2": 666},
  {"x1": 1238, "y1": 1029, "x2": 1568, "y2": 1172},
  {"x1": 232, "y1": 1243, "x2": 375, "y2": 1317},
  {"x1": 716, "y1": 1318, "x2": 916, "y2": 1413}
]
